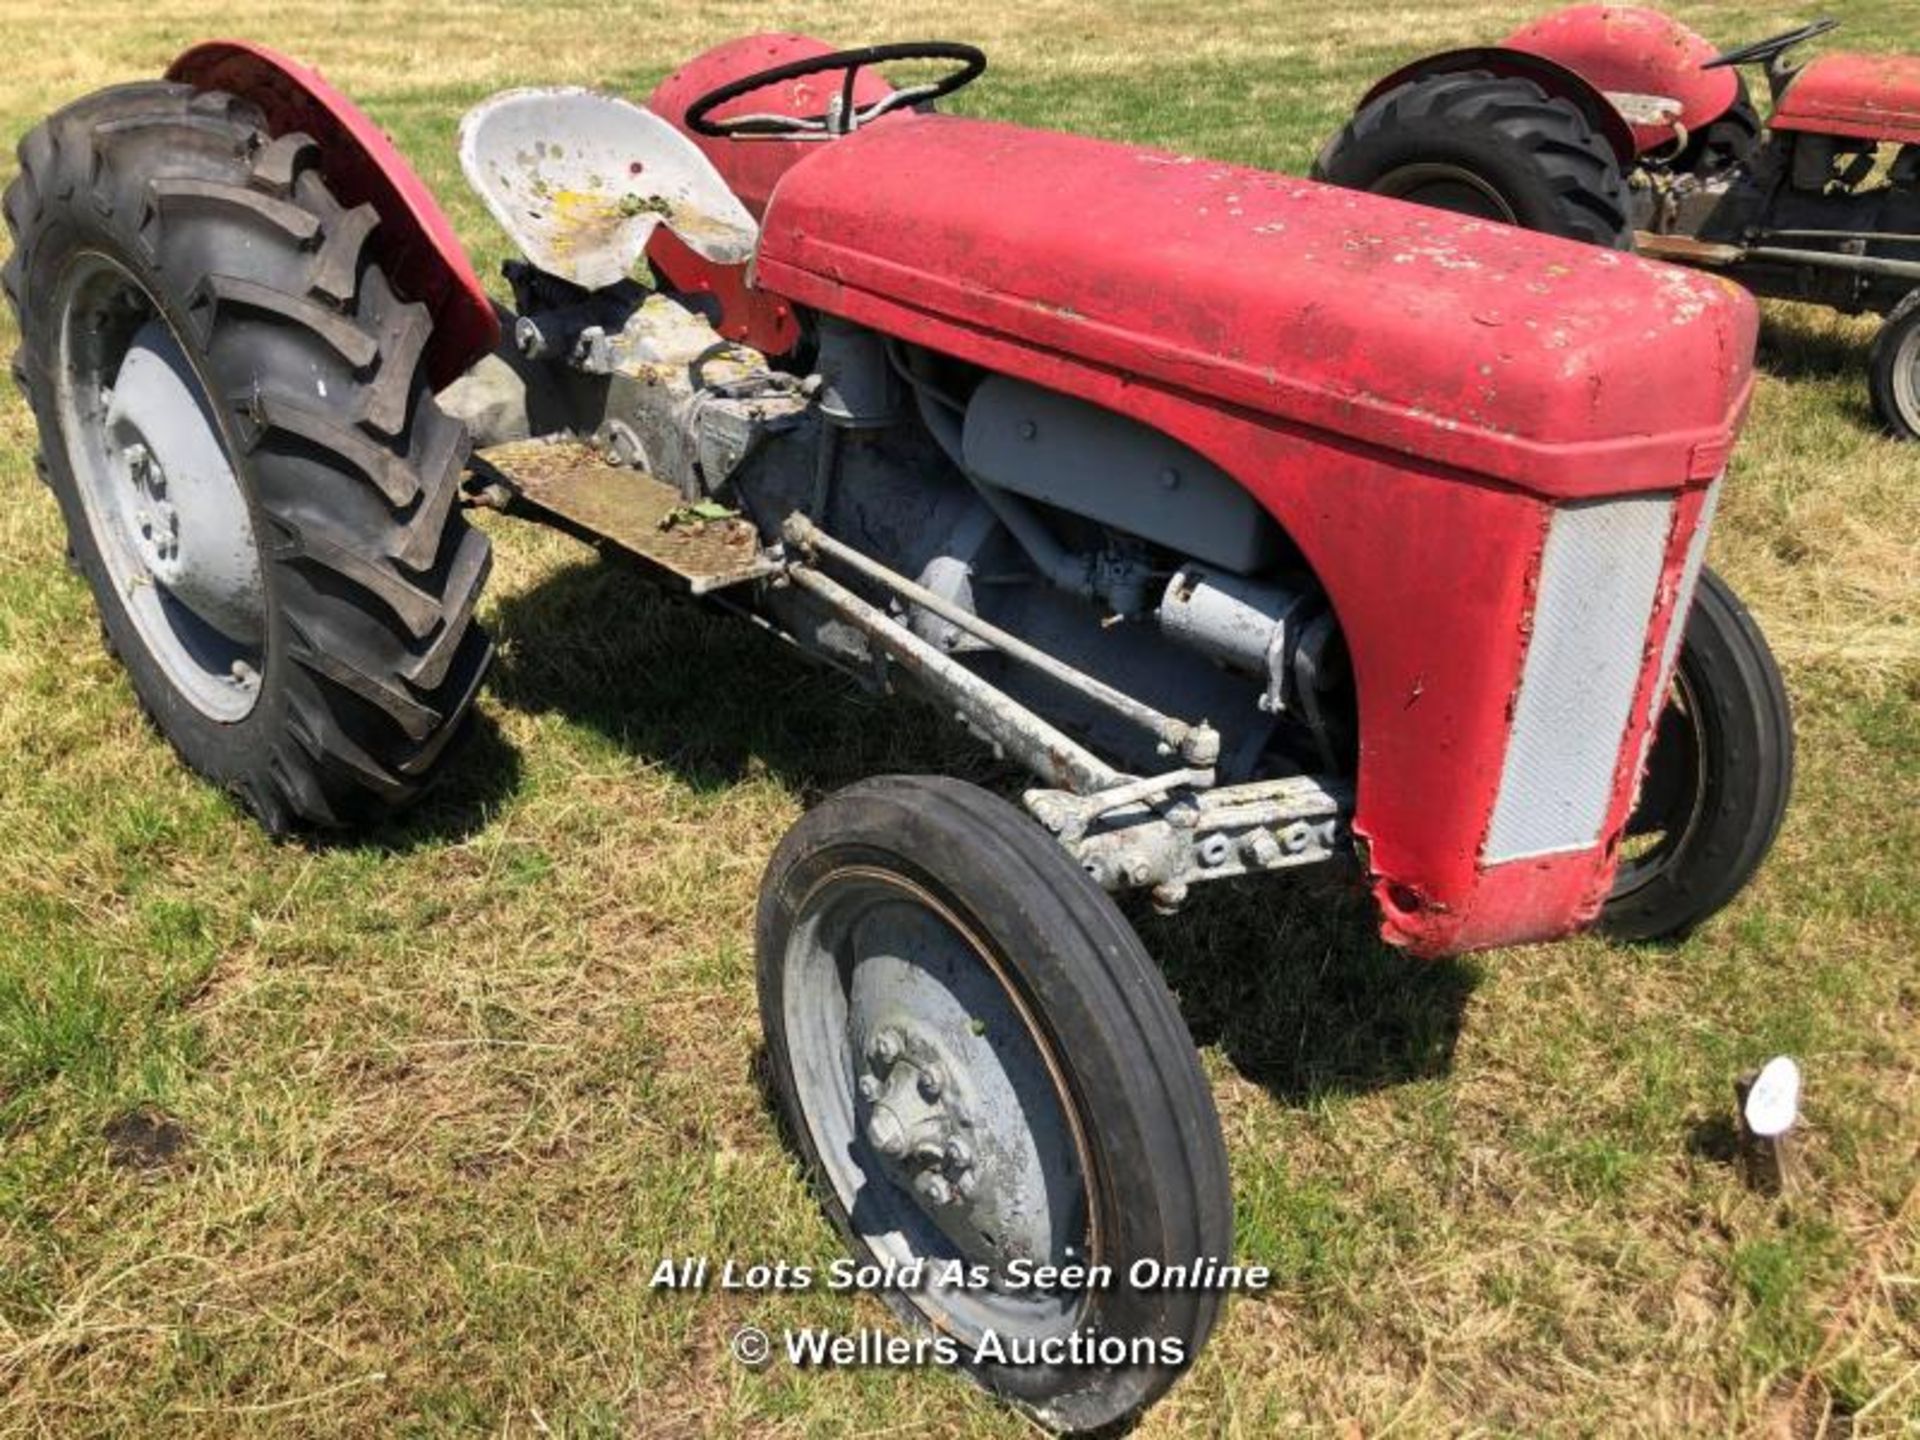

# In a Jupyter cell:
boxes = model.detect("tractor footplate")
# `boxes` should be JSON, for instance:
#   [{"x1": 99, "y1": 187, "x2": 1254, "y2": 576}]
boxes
[
  {"x1": 474, "y1": 439, "x2": 776, "y2": 594},
  {"x1": 1635, "y1": 232, "x2": 1745, "y2": 267}
]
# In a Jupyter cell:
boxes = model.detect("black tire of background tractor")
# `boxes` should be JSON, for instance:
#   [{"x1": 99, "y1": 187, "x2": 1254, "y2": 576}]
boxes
[
  {"x1": 1867, "y1": 288, "x2": 1920, "y2": 441},
  {"x1": 2, "y1": 82, "x2": 491, "y2": 833},
  {"x1": 756, "y1": 776, "x2": 1234, "y2": 1433},
  {"x1": 1672, "y1": 76, "x2": 1762, "y2": 177},
  {"x1": 1600, "y1": 568, "x2": 1793, "y2": 943},
  {"x1": 1312, "y1": 70, "x2": 1634, "y2": 249}
]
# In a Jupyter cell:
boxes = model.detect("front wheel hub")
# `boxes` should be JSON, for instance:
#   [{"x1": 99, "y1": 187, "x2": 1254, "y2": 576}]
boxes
[
  {"x1": 781, "y1": 868, "x2": 1090, "y2": 1344},
  {"x1": 849, "y1": 983, "x2": 1064, "y2": 1281},
  {"x1": 858, "y1": 1022, "x2": 983, "y2": 1209}
]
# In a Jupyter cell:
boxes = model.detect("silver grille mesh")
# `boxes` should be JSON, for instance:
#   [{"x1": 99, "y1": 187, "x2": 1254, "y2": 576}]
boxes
[{"x1": 1484, "y1": 495, "x2": 1676, "y2": 864}]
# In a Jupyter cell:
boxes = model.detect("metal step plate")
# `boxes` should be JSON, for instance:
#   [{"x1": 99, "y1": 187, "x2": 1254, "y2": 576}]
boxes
[
  {"x1": 475, "y1": 439, "x2": 775, "y2": 594},
  {"x1": 1635, "y1": 231, "x2": 1744, "y2": 267}
]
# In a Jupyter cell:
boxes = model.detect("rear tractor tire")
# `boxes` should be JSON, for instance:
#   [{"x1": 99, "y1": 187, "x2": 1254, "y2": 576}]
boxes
[
  {"x1": 1313, "y1": 70, "x2": 1634, "y2": 250},
  {"x1": 2, "y1": 82, "x2": 492, "y2": 832},
  {"x1": 757, "y1": 776, "x2": 1234, "y2": 1432}
]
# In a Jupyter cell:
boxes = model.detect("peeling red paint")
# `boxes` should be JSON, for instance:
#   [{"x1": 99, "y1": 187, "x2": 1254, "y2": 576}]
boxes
[{"x1": 756, "y1": 116, "x2": 1755, "y2": 497}]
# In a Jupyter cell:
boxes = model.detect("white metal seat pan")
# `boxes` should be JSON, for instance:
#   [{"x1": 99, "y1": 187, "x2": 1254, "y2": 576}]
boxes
[{"x1": 459, "y1": 88, "x2": 758, "y2": 290}]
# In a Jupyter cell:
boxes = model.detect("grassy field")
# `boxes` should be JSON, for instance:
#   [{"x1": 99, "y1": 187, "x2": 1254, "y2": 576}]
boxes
[{"x1": 1, "y1": 0, "x2": 1916, "y2": 1434}]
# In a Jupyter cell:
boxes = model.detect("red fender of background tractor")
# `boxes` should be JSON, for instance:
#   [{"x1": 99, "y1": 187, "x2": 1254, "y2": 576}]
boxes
[
  {"x1": 1773, "y1": 52, "x2": 1920, "y2": 147},
  {"x1": 1501, "y1": 5, "x2": 1738, "y2": 156},
  {"x1": 1358, "y1": 46, "x2": 1638, "y2": 166},
  {"x1": 752, "y1": 115, "x2": 1757, "y2": 956},
  {"x1": 646, "y1": 34, "x2": 909, "y2": 356},
  {"x1": 166, "y1": 41, "x2": 500, "y2": 389}
]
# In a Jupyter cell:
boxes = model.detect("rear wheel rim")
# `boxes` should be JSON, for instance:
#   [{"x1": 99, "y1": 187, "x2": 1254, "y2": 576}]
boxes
[
  {"x1": 54, "y1": 252, "x2": 265, "y2": 722},
  {"x1": 782, "y1": 865, "x2": 1096, "y2": 1344},
  {"x1": 1373, "y1": 162, "x2": 1518, "y2": 223}
]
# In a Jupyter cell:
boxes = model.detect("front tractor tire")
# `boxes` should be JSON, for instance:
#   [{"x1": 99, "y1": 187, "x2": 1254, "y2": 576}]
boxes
[
  {"x1": 757, "y1": 777, "x2": 1234, "y2": 1433},
  {"x1": 1313, "y1": 70, "x2": 1634, "y2": 250},
  {"x1": 3, "y1": 83, "x2": 492, "y2": 832},
  {"x1": 1601, "y1": 569, "x2": 1794, "y2": 942}
]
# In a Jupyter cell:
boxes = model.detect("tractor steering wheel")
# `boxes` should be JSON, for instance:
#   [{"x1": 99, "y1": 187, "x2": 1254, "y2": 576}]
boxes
[
  {"x1": 684, "y1": 41, "x2": 987, "y2": 140},
  {"x1": 1703, "y1": 17, "x2": 1839, "y2": 71}
]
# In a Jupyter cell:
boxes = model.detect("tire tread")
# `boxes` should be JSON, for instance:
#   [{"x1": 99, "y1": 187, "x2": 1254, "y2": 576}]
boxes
[
  {"x1": 758, "y1": 776, "x2": 1233, "y2": 1431},
  {"x1": 7, "y1": 83, "x2": 492, "y2": 831},
  {"x1": 1315, "y1": 69, "x2": 1633, "y2": 250}
]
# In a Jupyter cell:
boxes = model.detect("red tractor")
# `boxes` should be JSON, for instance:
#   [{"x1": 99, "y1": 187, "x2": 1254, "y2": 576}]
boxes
[
  {"x1": 3, "y1": 34, "x2": 1793, "y2": 1429},
  {"x1": 1317, "y1": 6, "x2": 1920, "y2": 437}
]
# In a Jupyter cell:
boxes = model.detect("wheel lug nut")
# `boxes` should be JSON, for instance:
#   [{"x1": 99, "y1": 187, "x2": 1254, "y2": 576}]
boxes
[
  {"x1": 915, "y1": 1173, "x2": 953, "y2": 1207},
  {"x1": 866, "y1": 1107, "x2": 909, "y2": 1158}
]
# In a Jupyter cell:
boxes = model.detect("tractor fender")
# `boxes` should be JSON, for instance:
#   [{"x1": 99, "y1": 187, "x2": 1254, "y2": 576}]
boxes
[
  {"x1": 166, "y1": 41, "x2": 500, "y2": 388},
  {"x1": 1358, "y1": 46, "x2": 1638, "y2": 167},
  {"x1": 649, "y1": 34, "x2": 901, "y2": 219},
  {"x1": 1502, "y1": 5, "x2": 1739, "y2": 157},
  {"x1": 646, "y1": 33, "x2": 905, "y2": 357}
]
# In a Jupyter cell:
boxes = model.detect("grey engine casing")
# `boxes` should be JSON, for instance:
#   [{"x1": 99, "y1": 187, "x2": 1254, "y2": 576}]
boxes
[{"x1": 960, "y1": 375, "x2": 1282, "y2": 575}]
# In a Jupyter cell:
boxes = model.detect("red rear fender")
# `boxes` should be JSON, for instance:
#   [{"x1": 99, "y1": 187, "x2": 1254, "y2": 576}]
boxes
[
  {"x1": 1501, "y1": 5, "x2": 1738, "y2": 156},
  {"x1": 166, "y1": 41, "x2": 499, "y2": 388},
  {"x1": 646, "y1": 33, "x2": 908, "y2": 356}
]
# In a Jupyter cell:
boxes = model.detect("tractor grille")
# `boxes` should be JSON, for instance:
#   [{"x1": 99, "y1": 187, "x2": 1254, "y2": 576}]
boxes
[{"x1": 1483, "y1": 494, "x2": 1683, "y2": 864}]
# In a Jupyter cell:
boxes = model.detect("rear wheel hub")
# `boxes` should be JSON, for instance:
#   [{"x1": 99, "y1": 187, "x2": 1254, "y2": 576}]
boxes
[
  {"x1": 103, "y1": 349, "x2": 264, "y2": 648},
  {"x1": 56, "y1": 260, "x2": 266, "y2": 722}
]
